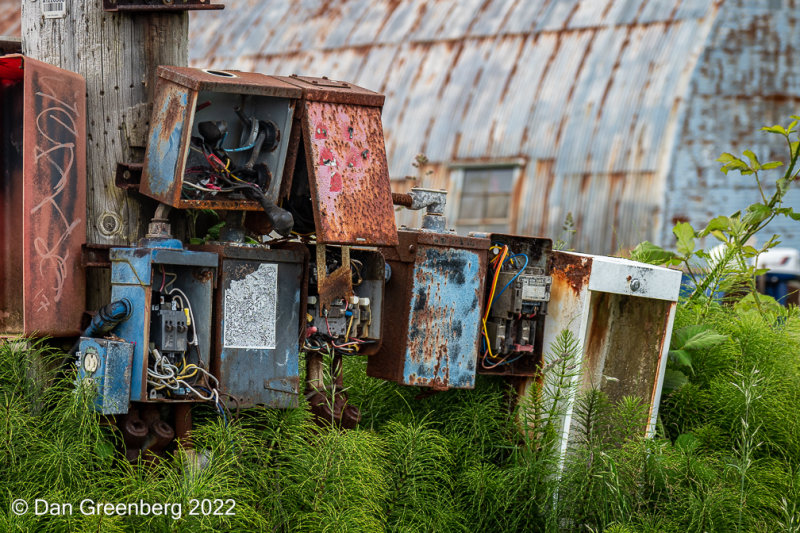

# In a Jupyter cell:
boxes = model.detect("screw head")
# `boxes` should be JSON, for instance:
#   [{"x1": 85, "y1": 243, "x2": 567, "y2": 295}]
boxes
[{"x1": 630, "y1": 279, "x2": 641, "y2": 292}]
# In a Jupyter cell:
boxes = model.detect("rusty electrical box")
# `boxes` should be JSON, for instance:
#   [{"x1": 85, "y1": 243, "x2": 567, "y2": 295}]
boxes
[
  {"x1": 541, "y1": 251, "x2": 682, "y2": 443},
  {"x1": 477, "y1": 234, "x2": 552, "y2": 377},
  {"x1": 141, "y1": 67, "x2": 302, "y2": 215},
  {"x1": 192, "y1": 242, "x2": 308, "y2": 408},
  {"x1": 0, "y1": 55, "x2": 87, "y2": 337},
  {"x1": 367, "y1": 231, "x2": 489, "y2": 389},
  {"x1": 141, "y1": 68, "x2": 398, "y2": 242},
  {"x1": 306, "y1": 245, "x2": 386, "y2": 355}
]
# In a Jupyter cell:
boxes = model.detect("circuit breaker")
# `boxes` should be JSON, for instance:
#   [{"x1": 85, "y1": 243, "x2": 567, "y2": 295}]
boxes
[
  {"x1": 477, "y1": 234, "x2": 552, "y2": 376},
  {"x1": 305, "y1": 245, "x2": 385, "y2": 354},
  {"x1": 192, "y1": 242, "x2": 308, "y2": 408},
  {"x1": 76, "y1": 337, "x2": 135, "y2": 415},
  {"x1": 109, "y1": 238, "x2": 217, "y2": 403}
]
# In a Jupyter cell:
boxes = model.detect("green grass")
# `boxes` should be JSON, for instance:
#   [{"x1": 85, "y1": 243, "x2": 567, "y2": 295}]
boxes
[{"x1": 1, "y1": 302, "x2": 799, "y2": 532}]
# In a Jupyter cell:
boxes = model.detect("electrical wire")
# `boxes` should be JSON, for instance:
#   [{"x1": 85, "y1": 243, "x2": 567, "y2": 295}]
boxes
[
  {"x1": 492, "y1": 253, "x2": 530, "y2": 303},
  {"x1": 482, "y1": 245, "x2": 508, "y2": 360}
]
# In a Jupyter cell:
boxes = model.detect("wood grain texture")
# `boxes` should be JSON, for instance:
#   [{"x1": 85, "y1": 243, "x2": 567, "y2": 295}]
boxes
[{"x1": 21, "y1": 0, "x2": 188, "y2": 246}]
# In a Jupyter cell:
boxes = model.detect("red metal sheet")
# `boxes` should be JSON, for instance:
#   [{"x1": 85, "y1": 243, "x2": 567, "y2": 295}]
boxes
[
  {"x1": 301, "y1": 101, "x2": 398, "y2": 246},
  {"x1": 0, "y1": 55, "x2": 86, "y2": 336}
]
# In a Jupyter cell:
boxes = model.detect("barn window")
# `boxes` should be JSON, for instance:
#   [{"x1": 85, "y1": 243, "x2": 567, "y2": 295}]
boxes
[{"x1": 452, "y1": 166, "x2": 519, "y2": 234}]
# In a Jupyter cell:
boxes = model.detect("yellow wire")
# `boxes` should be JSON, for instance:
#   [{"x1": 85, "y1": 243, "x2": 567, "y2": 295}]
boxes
[
  {"x1": 482, "y1": 246, "x2": 508, "y2": 360},
  {"x1": 345, "y1": 313, "x2": 354, "y2": 342}
]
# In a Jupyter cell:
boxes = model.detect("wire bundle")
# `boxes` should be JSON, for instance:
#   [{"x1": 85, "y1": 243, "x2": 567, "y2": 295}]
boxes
[
  {"x1": 303, "y1": 306, "x2": 374, "y2": 358},
  {"x1": 182, "y1": 141, "x2": 268, "y2": 199},
  {"x1": 148, "y1": 267, "x2": 228, "y2": 421},
  {"x1": 481, "y1": 244, "x2": 530, "y2": 370}
]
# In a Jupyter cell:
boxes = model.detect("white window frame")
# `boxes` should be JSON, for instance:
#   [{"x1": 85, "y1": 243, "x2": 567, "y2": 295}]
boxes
[{"x1": 446, "y1": 159, "x2": 525, "y2": 232}]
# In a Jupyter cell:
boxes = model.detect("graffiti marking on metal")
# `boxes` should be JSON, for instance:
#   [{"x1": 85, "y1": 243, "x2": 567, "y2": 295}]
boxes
[
  {"x1": 29, "y1": 86, "x2": 82, "y2": 314},
  {"x1": 223, "y1": 262, "x2": 278, "y2": 349}
]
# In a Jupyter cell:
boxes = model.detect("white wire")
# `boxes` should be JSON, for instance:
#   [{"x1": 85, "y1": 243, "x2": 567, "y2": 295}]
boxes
[{"x1": 146, "y1": 289, "x2": 223, "y2": 405}]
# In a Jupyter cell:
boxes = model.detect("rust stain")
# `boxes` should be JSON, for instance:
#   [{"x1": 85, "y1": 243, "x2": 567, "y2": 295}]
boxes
[
  {"x1": 583, "y1": 291, "x2": 611, "y2": 388},
  {"x1": 550, "y1": 252, "x2": 591, "y2": 296},
  {"x1": 317, "y1": 263, "x2": 353, "y2": 310},
  {"x1": 191, "y1": 268, "x2": 215, "y2": 284}
]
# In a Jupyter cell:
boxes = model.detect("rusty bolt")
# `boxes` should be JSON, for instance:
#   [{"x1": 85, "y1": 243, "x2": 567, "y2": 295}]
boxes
[
  {"x1": 408, "y1": 245, "x2": 416, "y2": 254},
  {"x1": 123, "y1": 170, "x2": 131, "y2": 180}
]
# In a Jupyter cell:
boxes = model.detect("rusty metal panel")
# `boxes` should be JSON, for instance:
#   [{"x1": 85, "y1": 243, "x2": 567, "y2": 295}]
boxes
[
  {"x1": 194, "y1": 242, "x2": 307, "y2": 408},
  {"x1": 540, "y1": 251, "x2": 681, "y2": 450},
  {"x1": 159, "y1": 66, "x2": 303, "y2": 97},
  {"x1": 301, "y1": 100, "x2": 398, "y2": 246},
  {"x1": 277, "y1": 75, "x2": 385, "y2": 107},
  {"x1": 0, "y1": 55, "x2": 86, "y2": 337},
  {"x1": 141, "y1": 67, "x2": 300, "y2": 213},
  {"x1": 368, "y1": 230, "x2": 488, "y2": 389}
]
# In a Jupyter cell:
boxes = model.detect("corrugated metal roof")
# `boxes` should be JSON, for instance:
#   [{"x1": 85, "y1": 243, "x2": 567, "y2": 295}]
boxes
[
  {"x1": 0, "y1": 0, "x2": 20, "y2": 37},
  {"x1": 663, "y1": 0, "x2": 800, "y2": 251},
  {"x1": 2, "y1": 0, "x2": 798, "y2": 254},
  {"x1": 191, "y1": 0, "x2": 716, "y2": 179},
  {"x1": 187, "y1": 0, "x2": 800, "y2": 254}
]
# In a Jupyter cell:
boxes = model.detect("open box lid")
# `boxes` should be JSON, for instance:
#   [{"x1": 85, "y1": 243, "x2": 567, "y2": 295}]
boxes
[{"x1": 280, "y1": 75, "x2": 397, "y2": 246}]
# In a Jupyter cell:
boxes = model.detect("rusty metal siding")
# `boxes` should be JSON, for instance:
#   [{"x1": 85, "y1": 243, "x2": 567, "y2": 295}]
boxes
[{"x1": 0, "y1": 0, "x2": 791, "y2": 255}]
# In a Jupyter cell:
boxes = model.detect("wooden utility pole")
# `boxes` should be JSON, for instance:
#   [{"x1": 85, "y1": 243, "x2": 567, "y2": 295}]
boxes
[{"x1": 21, "y1": 0, "x2": 188, "y2": 305}]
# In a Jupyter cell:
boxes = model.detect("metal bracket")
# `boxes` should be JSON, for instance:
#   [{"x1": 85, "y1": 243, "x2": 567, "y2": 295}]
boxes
[
  {"x1": 82, "y1": 244, "x2": 113, "y2": 269},
  {"x1": 103, "y1": 0, "x2": 224, "y2": 12},
  {"x1": 115, "y1": 162, "x2": 143, "y2": 191},
  {"x1": 315, "y1": 245, "x2": 353, "y2": 313}
]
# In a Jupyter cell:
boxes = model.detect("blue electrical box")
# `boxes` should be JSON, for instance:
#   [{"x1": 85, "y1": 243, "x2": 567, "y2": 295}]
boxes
[
  {"x1": 76, "y1": 337, "x2": 135, "y2": 415},
  {"x1": 192, "y1": 242, "x2": 308, "y2": 408},
  {"x1": 368, "y1": 231, "x2": 490, "y2": 390},
  {"x1": 109, "y1": 239, "x2": 218, "y2": 402}
]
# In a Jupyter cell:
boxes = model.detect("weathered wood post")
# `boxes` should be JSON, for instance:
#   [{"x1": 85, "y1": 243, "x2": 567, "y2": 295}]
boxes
[{"x1": 21, "y1": 0, "x2": 189, "y2": 306}]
